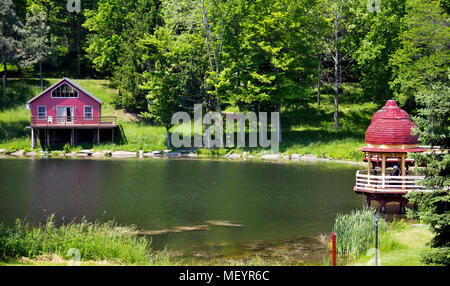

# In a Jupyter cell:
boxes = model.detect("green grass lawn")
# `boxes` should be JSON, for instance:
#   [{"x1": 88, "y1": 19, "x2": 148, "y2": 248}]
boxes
[
  {"x1": 349, "y1": 224, "x2": 433, "y2": 266},
  {"x1": 0, "y1": 78, "x2": 379, "y2": 160}
]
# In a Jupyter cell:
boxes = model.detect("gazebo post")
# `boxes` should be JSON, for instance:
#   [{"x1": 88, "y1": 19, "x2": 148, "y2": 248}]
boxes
[
  {"x1": 367, "y1": 153, "x2": 372, "y2": 185},
  {"x1": 381, "y1": 154, "x2": 386, "y2": 187},
  {"x1": 401, "y1": 153, "x2": 406, "y2": 189}
]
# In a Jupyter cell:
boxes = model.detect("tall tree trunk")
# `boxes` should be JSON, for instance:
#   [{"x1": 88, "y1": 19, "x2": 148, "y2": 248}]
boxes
[
  {"x1": 76, "y1": 55, "x2": 80, "y2": 79},
  {"x1": 70, "y1": 14, "x2": 81, "y2": 78},
  {"x1": 166, "y1": 127, "x2": 171, "y2": 148},
  {"x1": 238, "y1": 100, "x2": 244, "y2": 145},
  {"x1": 317, "y1": 56, "x2": 321, "y2": 106},
  {"x1": 216, "y1": 98, "x2": 221, "y2": 114},
  {"x1": 278, "y1": 104, "x2": 282, "y2": 143},
  {"x1": 201, "y1": 0, "x2": 222, "y2": 115},
  {"x1": 39, "y1": 61, "x2": 44, "y2": 91},
  {"x1": 3, "y1": 60, "x2": 7, "y2": 106},
  {"x1": 334, "y1": 12, "x2": 339, "y2": 131},
  {"x1": 76, "y1": 27, "x2": 81, "y2": 78}
]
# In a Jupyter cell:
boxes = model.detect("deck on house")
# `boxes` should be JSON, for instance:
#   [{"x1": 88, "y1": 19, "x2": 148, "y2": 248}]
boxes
[{"x1": 30, "y1": 116, "x2": 117, "y2": 128}]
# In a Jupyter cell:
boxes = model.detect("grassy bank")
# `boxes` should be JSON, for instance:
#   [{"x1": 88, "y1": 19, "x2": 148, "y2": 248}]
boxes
[
  {"x1": 0, "y1": 216, "x2": 152, "y2": 265},
  {"x1": 349, "y1": 223, "x2": 433, "y2": 266},
  {"x1": 333, "y1": 207, "x2": 433, "y2": 266},
  {"x1": 0, "y1": 215, "x2": 304, "y2": 266},
  {"x1": 0, "y1": 78, "x2": 378, "y2": 160}
]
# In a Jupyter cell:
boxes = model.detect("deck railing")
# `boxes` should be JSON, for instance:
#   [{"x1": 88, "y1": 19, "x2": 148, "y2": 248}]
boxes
[
  {"x1": 31, "y1": 116, "x2": 117, "y2": 127},
  {"x1": 355, "y1": 170, "x2": 431, "y2": 193}
]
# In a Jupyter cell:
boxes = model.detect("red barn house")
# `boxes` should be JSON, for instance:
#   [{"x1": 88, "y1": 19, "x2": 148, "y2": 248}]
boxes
[{"x1": 27, "y1": 78, "x2": 117, "y2": 148}]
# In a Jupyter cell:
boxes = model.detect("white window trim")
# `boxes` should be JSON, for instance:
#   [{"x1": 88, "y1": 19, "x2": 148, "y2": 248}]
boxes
[
  {"x1": 37, "y1": 105, "x2": 47, "y2": 119},
  {"x1": 51, "y1": 83, "x2": 79, "y2": 98},
  {"x1": 84, "y1": 105, "x2": 93, "y2": 120}
]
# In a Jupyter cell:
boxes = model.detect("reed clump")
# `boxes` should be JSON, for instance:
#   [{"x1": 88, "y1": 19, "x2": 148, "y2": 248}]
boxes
[
  {"x1": 334, "y1": 207, "x2": 405, "y2": 258},
  {"x1": 0, "y1": 215, "x2": 150, "y2": 264}
]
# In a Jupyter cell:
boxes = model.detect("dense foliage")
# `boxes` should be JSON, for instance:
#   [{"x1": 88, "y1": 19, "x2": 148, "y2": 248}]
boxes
[
  {"x1": 390, "y1": 0, "x2": 450, "y2": 109},
  {"x1": 1, "y1": 0, "x2": 449, "y2": 133},
  {"x1": 407, "y1": 76, "x2": 450, "y2": 265}
]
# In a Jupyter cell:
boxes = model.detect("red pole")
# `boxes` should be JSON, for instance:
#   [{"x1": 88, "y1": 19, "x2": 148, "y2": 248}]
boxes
[{"x1": 332, "y1": 232, "x2": 336, "y2": 266}]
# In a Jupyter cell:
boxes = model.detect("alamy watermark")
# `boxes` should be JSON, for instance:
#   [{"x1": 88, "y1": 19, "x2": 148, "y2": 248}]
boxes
[
  {"x1": 367, "y1": 0, "x2": 381, "y2": 12},
  {"x1": 170, "y1": 104, "x2": 280, "y2": 153},
  {"x1": 67, "y1": 248, "x2": 81, "y2": 266},
  {"x1": 365, "y1": 248, "x2": 382, "y2": 266},
  {"x1": 67, "y1": 0, "x2": 81, "y2": 13}
]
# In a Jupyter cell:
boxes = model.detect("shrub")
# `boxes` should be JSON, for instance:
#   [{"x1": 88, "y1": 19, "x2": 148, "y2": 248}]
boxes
[
  {"x1": 421, "y1": 247, "x2": 450, "y2": 266},
  {"x1": 63, "y1": 144, "x2": 71, "y2": 153}
]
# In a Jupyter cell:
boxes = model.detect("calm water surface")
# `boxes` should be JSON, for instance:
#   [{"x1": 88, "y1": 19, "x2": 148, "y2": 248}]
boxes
[{"x1": 0, "y1": 158, "x2": 363, "y2": 262}]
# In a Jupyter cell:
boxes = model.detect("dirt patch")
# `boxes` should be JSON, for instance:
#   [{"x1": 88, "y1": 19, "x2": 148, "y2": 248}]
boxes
[{"x1": 21, "y1": 253, "x2": 66, "y2": 264}]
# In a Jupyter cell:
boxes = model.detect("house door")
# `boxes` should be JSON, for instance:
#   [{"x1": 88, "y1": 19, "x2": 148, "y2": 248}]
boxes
[{"x1": 56, "y1": 106, "x2": 74, "y2": 124}]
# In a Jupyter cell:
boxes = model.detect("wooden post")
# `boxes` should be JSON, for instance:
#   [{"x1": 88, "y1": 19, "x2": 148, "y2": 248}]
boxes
[
  {"x1": 46, "y1": 129, "x2": 50, "y2": 148},
  {"x1": 401, "y1": 153, "x2": 406, "y2": 189},
  {"x1": 367, "y1": 153, "x2": 372, "y2": 186},
  {"x1": 31, "y1": 128, "x2": 35, "y2": 149},
  {"x1": 111, "y1": 128, "x2": 114, "y2": 143},
  {"x1": 332, "y1": 232, "x2": 336, "y2": 266},
  {"x1": 71, "y1": 129, "x2": 74, "y2": 146},
  {"x1": 381, "y1": 154, "x2": 386, "y2": 188},
  {"x1": 97, "y1": 128, "x2": 100, "y2": 145}
]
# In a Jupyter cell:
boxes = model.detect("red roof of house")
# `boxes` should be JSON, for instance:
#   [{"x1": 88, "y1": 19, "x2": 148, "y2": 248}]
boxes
[{"x1": 365, "y1": 100, "x2": 419, "y2": 145}]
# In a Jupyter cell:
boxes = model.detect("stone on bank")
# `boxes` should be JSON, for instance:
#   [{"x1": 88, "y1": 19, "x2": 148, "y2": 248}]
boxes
[{"x1": 112, "y1": 151, "x2": 137, "y2": 158}]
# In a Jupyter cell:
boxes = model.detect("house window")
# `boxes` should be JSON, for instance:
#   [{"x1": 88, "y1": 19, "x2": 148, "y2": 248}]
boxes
[
  {"x1": 52, "y1": 83, "x2": 78, "y2": 98},
  {"x1": 37, "y1": 106, "x2": 46, "y2": 119},
  {"x1": 84, "y1": 106, "x2": 93, "y2": 120}
]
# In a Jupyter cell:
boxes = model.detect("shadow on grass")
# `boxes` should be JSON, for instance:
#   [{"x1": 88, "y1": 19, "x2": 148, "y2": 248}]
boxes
[
  {"x1": 0, "y1": 120, "x2": 30, "y2": 140},
  {"x1": 282, "y1": 129, "x2": 364, "y2": 145},
  {"x1": 0, "y1": 78, "x2": 52, "y2": 111}
]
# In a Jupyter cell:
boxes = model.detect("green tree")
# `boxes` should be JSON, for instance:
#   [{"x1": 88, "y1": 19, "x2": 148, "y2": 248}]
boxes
[
  {"x1": 141, "y1": 0, "x2": 207, "y2": 147},
  {"x1": 1, "y1": 0, "x2": 24, "y2": 106},
  {"x1": 211, "y1": 0, "x2": 319, "y2": 140},
  {"x1": 318, "y1": 0, "x2": 357, "y2": 130},
  {"x1": 84, "y1": 0, "x2": 160, "y2": 112},
  {"x1": 389, "y1": 0, "x2": 450, "y2": 109},
  {"x1": 83, "y1": 0, "x2": 131, "y2": 74},
  {"x1": 27, "y1": 0, "x2": 96, "y2": 78},
  {"x1": 407, "y1": 75, "x2": 450, "y2": 265},
  {"x1": 351, "y1": 0, "x2": 406, "y2": 102},
  {"x1": 112, "y1": 0, "x2": 160, "y2": 113},
  {"x1": 21, "y1": 7, "x2": 53, "y2": 90}
]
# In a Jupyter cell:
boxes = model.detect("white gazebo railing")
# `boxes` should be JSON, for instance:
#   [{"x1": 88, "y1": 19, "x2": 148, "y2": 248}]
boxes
[{"x1": 355, "y1": 170, "x2": 431, "y2": 193}]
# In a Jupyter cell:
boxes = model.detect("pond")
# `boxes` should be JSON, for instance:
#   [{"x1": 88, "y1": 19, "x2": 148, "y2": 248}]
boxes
[{"x1": 0, "y1": 158, "x2": 364, "y2": 264}]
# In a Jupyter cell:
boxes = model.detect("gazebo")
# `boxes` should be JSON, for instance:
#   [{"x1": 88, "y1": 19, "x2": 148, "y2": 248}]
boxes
[{"x1": 354, "y1": 100, "x2": 428, "y2": 213}]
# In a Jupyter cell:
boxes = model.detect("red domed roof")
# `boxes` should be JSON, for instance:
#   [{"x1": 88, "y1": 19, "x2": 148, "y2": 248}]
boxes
[
  {"x1": 365, "y1": 100, "x2": 419, "y2": 145},
  {"x1": 371, "y1": 107, "x2": 386, "y2": 123}
]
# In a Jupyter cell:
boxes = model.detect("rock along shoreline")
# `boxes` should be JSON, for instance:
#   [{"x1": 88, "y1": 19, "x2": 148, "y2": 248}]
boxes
[{"x1": 0, "y1": 148, "x2": 366, "y2": 166}]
